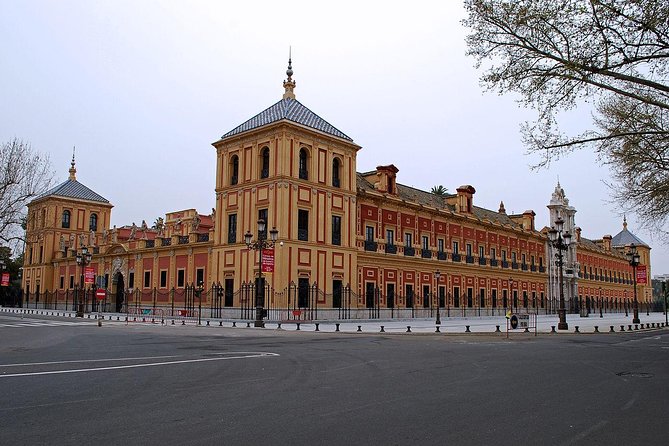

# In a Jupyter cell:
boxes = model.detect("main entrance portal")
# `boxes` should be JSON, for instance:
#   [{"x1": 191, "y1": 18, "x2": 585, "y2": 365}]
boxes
[{"x1": 114, "y1": 273, "x2": 125, "y2": 313}]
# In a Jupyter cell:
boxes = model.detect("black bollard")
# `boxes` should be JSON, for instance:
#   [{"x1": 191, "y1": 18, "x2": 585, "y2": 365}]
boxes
[
  {"x1": 495, "y1": 325, "x2": 501, "y2": 332},
  {"x1": 247, "y1": 322, "x2": 251, "y2": 328},
  {"x1": 380, "y1": 326, "x2": 385, "y2": 333},
  {"x1": 524, "y1": 327, "x2": 529, "y2": 333},
  {"x1": 335, "y1": 323, "x2": 340, "y2": 332},
  {"x1": 219, "y1": 321, "x2": 222, "y2": 326},
  {"x1": 232, "y1": 321, "x2": 237, "y2": 327},
  {"x1": 609, "y1": 326, "x2": 614, "y2": 332},
  {"x1": 296, "y1": 323, "x2": 301, "y2": 331},
  {"x1": 171, "y1": 319, "x2": 175, "y2": 325},
  {"x1": 206, "y1": 320, "x2": 210, "y2": 326},
  {"x1": 551, "y1": 326, "x2": 556, "y2": 333},
  {"x1": 315, "y1": 323, "x2": 319, "y2": 332},
  {"x1": 182, "y1": 320, "x2": 185, "y2": 325},
  {"x1": 406, "y1": 326, "x2": 412, "y2": 333},
  {"x1": 277, "y1": 322, "x2": 282, "y2": 330},
  {"x1": 465, "y1": 325, "x2": 471, "y2": 333},
  {"x1": 634, "y1": 324, "x2": 639, "y2": 330},
  {"x1": 628, "y1": 325, "x2": 633, "y2": 331},
  {"x1": 640, "y1": 323, "x2": 645, "y2": 329},
  {"x1": 594, "y1": 326, "x2": 599, "y2": 333},
  {"x1": 435, "y1": 326, "x2": 441, "y2": 333},
  {"x1": 357, "y1": 325, "x2": 362, "y2": 332},
  {"x1": 575, "y1": 326, "x2": 580, "y2": 333}
]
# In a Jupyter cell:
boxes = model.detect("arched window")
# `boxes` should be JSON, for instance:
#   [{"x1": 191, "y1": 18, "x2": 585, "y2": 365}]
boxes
[
  {"x1": 230, "y1": 155, "x2": 239, "y2": 185},
  {"x1": 299, "y1": 148, "x2": 309, "y2": 180},
  {"x1": 332, "y1": 158, "x2": 341, "y2": 187},
  {"x1": 89, "y1": 213, "x2": 98, "y2": 231},
  {"x1": 62, "y1": 210, "x2": 71, "y2": 229},
  {"x1": 260, "y1": 147, "x2": 270, "y2": 179}
]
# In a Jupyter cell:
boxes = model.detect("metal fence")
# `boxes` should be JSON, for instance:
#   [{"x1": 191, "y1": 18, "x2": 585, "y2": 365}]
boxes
[{"x1": 15, "y1": 283, "x2": 647, "y2": 321}]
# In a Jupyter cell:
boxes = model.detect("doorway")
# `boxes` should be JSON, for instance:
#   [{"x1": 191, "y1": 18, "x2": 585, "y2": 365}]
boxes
[{"x1": 114, "y1": 272, "x2": 125, "y2": 313}]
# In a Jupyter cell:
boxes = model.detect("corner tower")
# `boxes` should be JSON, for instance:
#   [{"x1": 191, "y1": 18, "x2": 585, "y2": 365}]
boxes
[{"x1": 210, "y1": 60, "x2": 361, "y2": 300}]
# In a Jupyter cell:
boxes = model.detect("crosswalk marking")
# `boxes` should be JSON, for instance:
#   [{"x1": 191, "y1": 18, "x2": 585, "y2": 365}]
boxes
[{"x1": 0, "y1": 318, "x2": 95, "y2": 328}]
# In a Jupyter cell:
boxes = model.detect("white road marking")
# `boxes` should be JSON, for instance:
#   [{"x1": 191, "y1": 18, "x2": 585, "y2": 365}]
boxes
[
  {"x1": 0, "y1": 352, "x2": 279, "y2": 378},
  {"x1": 0, "y1": 355, "x2": 180, "y2": 368}
]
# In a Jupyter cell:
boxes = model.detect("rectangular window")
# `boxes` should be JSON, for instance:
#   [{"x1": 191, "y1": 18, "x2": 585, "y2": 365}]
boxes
[
  {"x1": 478, "y1": 245, "x2": 485, "y2": 258},
  {"x1": 129, "y1": 272, "x2": 135, "y2": 289},
  {"x1": 453, "y1": 287, "x2": 460, "y2": 307},
  {"x1": 491, "y1": 248, "x2": 496, "y2": 260},
  {"x1": 196, "y1": 268, "x2": 205, "y2": 287},
  {"x1": 512, "y1": 252, "x2": 517, "y2": 263},
  {"x1": 104, "y1": 274, "x2": 109, "y2": 289},
  {"x1": 39, "y1": 246, "x2": 43, "y2": 263},
  {"x1": 228, "y1": 214, "x2": 237, "y2": 244},
  {"x1": 423, "y1": 285, "x2": 430, "y2": 308},
  {"x1": 225, "y1": 278, "x2": 234, "y2": 307},
  {"x1": 438, "y1": 238, "x2": 444, "y2": 253},
  {"x1": 405, "y1": 284, "x2": 414, "y2": 308},
  {"x1": 144, "y1": 271, "x2": 151, "y2": 288},
  {"x1": 60, "y1": 276, "x2": 64, "y2": 289},
  {"x1": 177, "y1": 269, "x2": 185, "y2": 288},
  {"x1": 258, "y1": 209, "x2": 268, "y2": 239},
  {"x1": 480, "y1": 288, "x2": 486, "y2": 307},
  {"x1": 69, "y1": 275, "x2": 74, "y2": 289},
  {"x1": 466, "y1": 244, "x2": 472, "y2": 256},
  {"x1": 422, "y1": 235, "x2": 429, "y2": 251},
  {"x1": 160, "y1": 270, "x2": 167, "y2": 288},
  {"x1": 405, "y1": 233, "x2": 412, "y2": 247},
  {"x1": 453, "y1": 241, "x2": 459, "y2": 254},
  {"x1": 522, "y1": 254, "x2": 526, "y2": 264},
  {"x1": 332, "y1": 280, "x2": 343, "y2": 308},
  {"x1": 386, "y1": 229, "x2": 394, "y2": 245},
  {"x1": 298, "y1": 209, "x2": 309, "y2": 241},
  {"x1": 531, "y1": 255, "x2": 535, "y2": 266},
  {"x1": 502, "y1": 249, "x2": 507, "y2": 261},
  {"x1": 366, "y1": 226, "x2": 375, "y2": 242},
  {"x1": 332, "y1": 216, "x2": 341, "y2": 246}
]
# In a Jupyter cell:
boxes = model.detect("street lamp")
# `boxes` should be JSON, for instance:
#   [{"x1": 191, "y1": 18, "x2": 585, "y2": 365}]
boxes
[
  {"x1": 194, "y1": 281, "x2": 204, "y2": 325},
  {"x1": 626, "y1": 243, "x2": 641, "y2": 324},
  {"x1": 548, "y1": 217, "x2": 571, "y2": 330},
  {"x1": 598, "y1": 287, "x2": 603, "y2": 318},
  {"x1": 508, "y1": 277, "x2": 514, "y2": 313},
  {"x1": 75, "y1": 246, "x2": 92, "y2": 317},
  {"x1": 664, "y1": 280, "x2": 668, "y2": 327},
  {"x1": 245, "y1": 219, "x2": 279, "y2": 328},
  {"x1": 434, "y1": 270, "x2": 441, "y2": 325}
]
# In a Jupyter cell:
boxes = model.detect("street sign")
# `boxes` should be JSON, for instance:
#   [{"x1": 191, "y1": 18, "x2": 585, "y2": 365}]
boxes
[
  {"x1": 1, "y1": 273, "x2": 9, "y2": 287},
  {"x1": 509, "y1": 314, "x2": 519, "y2": 329},
  {"x1": 509, "y1": 313, "x2": 529, "y2": 330},
  {"x1": 96, "y1": 289, "x2": 106, "y2": 300},
  {"x1": 636, "y1": 265, "x2": 647, "y2": 284}
]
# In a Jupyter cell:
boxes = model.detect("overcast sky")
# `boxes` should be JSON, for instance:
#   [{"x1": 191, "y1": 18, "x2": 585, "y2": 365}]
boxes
[{"x1": 2, "y1": 0, "x2": 666, "y2": 274}]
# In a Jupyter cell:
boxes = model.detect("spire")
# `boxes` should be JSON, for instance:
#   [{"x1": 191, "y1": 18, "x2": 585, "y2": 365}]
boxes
[
  {"x1": 623, "y1": 215, "x2": 628, "y2": 230},
  {"x1": 498, "y1": 201, "x2": 506, "y2": 214},
  {"x1": 283, "y1": 47, "x2": 296, "y2": 100},
  {"x1": 68, "y1": 146, "x2": 77, "y2": 181}
]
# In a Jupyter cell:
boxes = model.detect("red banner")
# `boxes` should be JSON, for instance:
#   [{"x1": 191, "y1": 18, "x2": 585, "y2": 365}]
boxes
[
  {"x1": 636, "y1": 265, "x2": 647, "y2": 284},
  {"x1": 261, "y1": 249, "x2": 274, "y2": 273},
  {"x1": 1, "y1": 273, "x2": 9, "y2": 287},
  {"x1": 84, "y1": 266, "x2": 95, "y2": 284}
]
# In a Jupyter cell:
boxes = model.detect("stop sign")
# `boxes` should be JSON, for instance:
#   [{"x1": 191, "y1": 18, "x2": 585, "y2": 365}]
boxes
[{"x1": 96, "y1": 289, "x2": 106, "y2": 301}]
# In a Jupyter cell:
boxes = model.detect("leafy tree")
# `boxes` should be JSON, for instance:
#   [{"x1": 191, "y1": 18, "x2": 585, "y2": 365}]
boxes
[
  {"x1": 0, "y1": 138, "x2": 54, "y2": 251},
  {"x1": 431, "y1": 185, "x2": 449, "y2": 196},
  {"x1": 463, "y1": 0, "x2": 669, "y2": 236}
]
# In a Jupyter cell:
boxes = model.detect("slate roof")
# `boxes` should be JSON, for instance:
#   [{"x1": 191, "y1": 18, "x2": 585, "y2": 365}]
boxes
[
  {"x1": 34, "y1": 179, "x2": 109, "y2": 204},
  {"x1": 221, "y1": 98, "x2": 353, "y2": 141},
  {"x1": 611, "y1": 227, "x2": 649, "y2": 248},
  {"x1": 356, "y1": 173, "x2": 523, "y2": 229}
]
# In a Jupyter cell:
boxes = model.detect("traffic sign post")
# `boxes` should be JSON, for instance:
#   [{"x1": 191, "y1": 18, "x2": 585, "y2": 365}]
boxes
[
  {"x1": 96, "y1": 289, "x2": 105, "y2": 327},
  {"x1": 506, "y1": 312, "x2": 537, "y2": 337}
]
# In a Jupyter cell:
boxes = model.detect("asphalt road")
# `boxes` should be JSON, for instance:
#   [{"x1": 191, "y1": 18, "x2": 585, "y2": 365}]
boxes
[{"x1": 1, "y1": 313, "x2": 668, "y2": 446}]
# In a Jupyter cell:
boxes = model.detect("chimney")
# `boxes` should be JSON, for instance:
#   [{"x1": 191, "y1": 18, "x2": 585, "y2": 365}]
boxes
[
  {"x1": 603, "y1": 234, "x2": 612, "y2": 251},
  {"x1": 456, "y1": 185, "x2": 476, "y2": 214},
  {"x1": 374, "y1": 165, "x2": 399, "y2": 195},
  {"x1": 521, "y1": 210, "x2": 536, "y2": 231}
]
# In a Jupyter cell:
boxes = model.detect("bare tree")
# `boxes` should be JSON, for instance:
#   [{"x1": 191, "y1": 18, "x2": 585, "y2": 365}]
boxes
[
  {"x1": 0, "y1": 138, "x2": 54, "y2": 250},
  {"x1": 463, "y1": 0, "x2": 669, "y2": 235}
]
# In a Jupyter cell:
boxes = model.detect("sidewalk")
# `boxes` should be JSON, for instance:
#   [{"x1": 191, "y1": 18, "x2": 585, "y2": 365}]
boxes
[{"x1": 3, "y1": 306, "x2": 668, "y2": 335}]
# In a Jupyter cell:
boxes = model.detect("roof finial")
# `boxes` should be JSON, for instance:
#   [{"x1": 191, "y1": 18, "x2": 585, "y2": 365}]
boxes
[
  {"x1": 498, "y1": 200, "x2": 506, "y2": 214},
  {"x1": 69, "y1": 146, "x2": 77, "y2": 181},
  {"x1": 283, "y1": 47, "x2": 296, "y2": 100},
  {"x1": 623, "y1": 214, "x2": 628, "y2": 230}
]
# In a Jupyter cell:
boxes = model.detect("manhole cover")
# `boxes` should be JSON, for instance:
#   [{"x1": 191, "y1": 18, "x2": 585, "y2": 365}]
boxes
[{"x1": 616, "y1": 371, "x2": 654, "y2": 378}]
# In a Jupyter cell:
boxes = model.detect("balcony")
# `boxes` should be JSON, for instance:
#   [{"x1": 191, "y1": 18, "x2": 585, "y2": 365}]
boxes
[
  {"x1": 452, "y1": 253, "x2": 461, "y2": 262},
  {"x1": 521, "y1": 263, "x2": 528, "y2": 271},
  {"x1": 502, "y1": 261, "x2": 509, "y2": 268},
  {"x1": 512, "y1": 262, "x2": 519, "y2": 270},
  {"x1": 160, "y1": 237, "x2": 172, "y2": 246},
  {"x1": 178, "y1": 236, "x2": 189, "y2": 245},
  {"x1": 299, "y1": 169, "x2": 308, "y2": 180},
  {"x1": 364, "y1": 240, "x2": 378, "y2": 252},
  {"x1": 197, "y1": 233, "x2": 209, "y2": 242},
  {"x1": 478, "y1": 257, "x2": 487, "y2": 266},
  {"x1": 333, "y1": 177, "x2": 340, "y2": 188},
  {"x1": 421, "y1": 249, "x2": 432, "y2": 259},
  {"x1": 437, "y1": 251, "x2": 447, "y2": 261},
  {"x1": 531, "y1": 265, "x2": 537, "y2": 272},
  {"x1": 490, "y1": 259, "x2": 498, "y2": 267},
  {"x1": 404, "y1": 247, "x2": 415, "y2": 257},
  {"x1": 261, "y1": 168, "x2": 269, "y2": 179},
  {"x1": 298, "y1": 229, "x2": 309, "y2": 241},
  {"x1": 385, "y1": 244, "x2": 397, "y2": 254},
  {"x1": 145, "y1": 239, "x2": 155, "y2": 248},
  {"x1": 539, "y1": 266, "x2": 546, "y2": 273},
  {"x1": 466, "y1": 256, "x2": 474, "y2": 264}
]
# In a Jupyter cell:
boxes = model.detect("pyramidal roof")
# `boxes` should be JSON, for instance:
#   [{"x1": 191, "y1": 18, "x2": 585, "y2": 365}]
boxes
[
  {"x1": 611, "y1": 218, "x2": 648, "y2": 248},
  {"x1": 221, "y1": 58, "x2": 353, "y2": 142},
  {"x1": 33, "y1": 154, "x2": 109, "y2": 204}
]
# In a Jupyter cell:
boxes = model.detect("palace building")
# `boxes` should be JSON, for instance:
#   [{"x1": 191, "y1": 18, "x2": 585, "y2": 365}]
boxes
[{"x1": 20, "y1": 61, "x2": 653, "y2": 320}]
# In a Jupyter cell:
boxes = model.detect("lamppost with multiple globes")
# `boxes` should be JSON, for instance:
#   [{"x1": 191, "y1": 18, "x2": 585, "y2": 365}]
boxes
[
  {"x1": 598, "y1": 286, "x2": 603, "y2": 318},
  {"x1": 434, "y1": 270, "x2": 441, "y2": 325},
  {"x1": 626, "y1": 243, "x2": 641, "y2": 324},
  {"x1": 75, "y1": 246, "x2": 92, "y2": 317},
  {"x1": 548, "y1": 217, "x2": 571, "y2": 330},
  {"x1": 245, "y1": 219, "x2": 279, "y2": 328}
]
